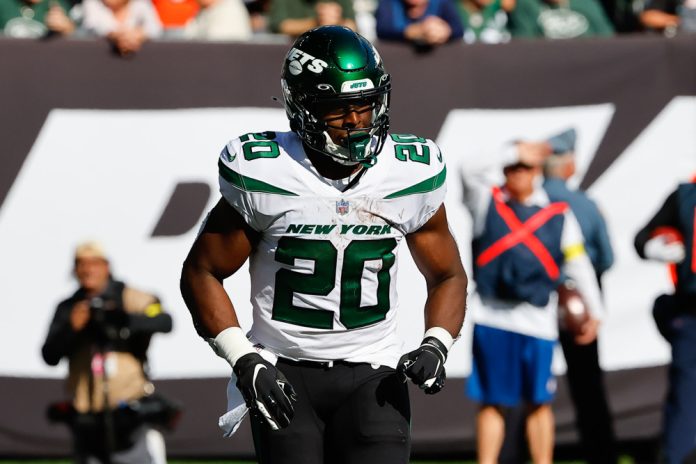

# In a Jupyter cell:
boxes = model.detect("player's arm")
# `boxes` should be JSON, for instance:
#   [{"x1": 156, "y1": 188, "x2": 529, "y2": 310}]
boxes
[
  {"x1": 181, "y1": 197, "x2": 255, "y2": 339},
  {"x1": 634, "y1": 189, "x2": 683, "y2": 262},
  {"x1": 399, "y1": 205, "x2": 468, "y2": 394},
  {"x1": 180, "y1": 198, "x2": 296, "y2": 430},
  {"x1": 406, "y1": 205, "x2": 468, "y2": 336}
]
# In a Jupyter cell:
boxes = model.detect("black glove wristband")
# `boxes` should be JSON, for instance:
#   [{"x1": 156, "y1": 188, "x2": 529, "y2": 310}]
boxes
[{"x1": 421, "y1": 336, "x2": 448, "y2": 362}]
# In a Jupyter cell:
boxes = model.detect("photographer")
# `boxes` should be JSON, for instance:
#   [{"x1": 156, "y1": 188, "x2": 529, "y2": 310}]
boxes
[{"x1": 42, "y1": 241, "x2": 173, "y2": 464}]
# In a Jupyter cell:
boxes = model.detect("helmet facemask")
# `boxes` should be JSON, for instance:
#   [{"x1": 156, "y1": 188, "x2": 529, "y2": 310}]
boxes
[{"x1": 283, "y1": 79, "x2": 391, "y2": 167}]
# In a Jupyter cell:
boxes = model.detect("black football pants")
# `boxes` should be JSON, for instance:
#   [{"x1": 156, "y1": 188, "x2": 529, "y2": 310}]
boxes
[
  {"x1": 250, "y1": 359, "x2": 411, "y2": 464},
  {"x1": 559, "y1": 330, "x2": 618, "y2": 464}
]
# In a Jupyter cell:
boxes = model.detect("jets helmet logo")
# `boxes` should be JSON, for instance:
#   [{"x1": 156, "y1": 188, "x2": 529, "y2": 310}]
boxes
[
  {"x1": 287, "y1": 48, "x2": 328, "y2": 75},
  {"x1": 340, "y1": 79, "x2": 374, "y2": 93}
]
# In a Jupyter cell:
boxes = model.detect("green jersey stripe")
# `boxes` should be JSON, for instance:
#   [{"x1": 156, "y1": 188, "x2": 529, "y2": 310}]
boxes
[
  {"x1": 218, "y1": 160, "x2": 299, "y2": 196},
  {"x1": 384, "y1": 166, "x2": 447, "y2": 199}
]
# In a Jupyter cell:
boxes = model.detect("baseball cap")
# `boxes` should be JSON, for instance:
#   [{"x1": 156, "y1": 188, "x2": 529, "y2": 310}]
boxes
[
  {"x1": 503, "y1": 162, "x2": 534, "y2": 174},
  {"x1": 547, "y1": 128, "x2": 576, "y2": 155},
  {"x1": 74, "y1": 240, "x2": 108, "y2": 261}
]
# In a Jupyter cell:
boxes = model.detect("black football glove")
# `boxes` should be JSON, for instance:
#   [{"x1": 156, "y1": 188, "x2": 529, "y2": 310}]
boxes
[
  {"x1": 397, "y1": 336, "x2": 448, "y2": 394},
  {"x1": 233, "y1": 353, "x2": 297, "y2": 430}
]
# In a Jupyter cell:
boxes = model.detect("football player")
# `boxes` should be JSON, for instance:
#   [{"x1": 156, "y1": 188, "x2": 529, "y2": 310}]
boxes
[
  {"x1": 635, "y1": 177, "x2": 696, "y2": 464},
  {"x1": 180, "y1": 25, "x2": 468, "y2": 464}
]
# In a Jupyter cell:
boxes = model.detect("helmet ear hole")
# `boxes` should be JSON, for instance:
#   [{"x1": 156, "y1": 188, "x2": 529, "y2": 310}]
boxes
[{"x1": 289, "y1": 116, "x2": 301, "y2": 133}]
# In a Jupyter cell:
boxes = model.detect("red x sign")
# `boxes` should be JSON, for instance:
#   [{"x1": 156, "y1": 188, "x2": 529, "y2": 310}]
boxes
[{"x1": 476, "y1": 187, "x2": 568, "y2": 281}]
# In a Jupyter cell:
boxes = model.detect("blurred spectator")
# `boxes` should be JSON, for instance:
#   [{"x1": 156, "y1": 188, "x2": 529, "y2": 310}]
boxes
[
  {"x1": 635, "y1": 176, "x2": 696, "y2": 464},
  {"x1": 42, "y1": 241, "x2": 175, "y2": 464},
  {"x1": 375, "y1": 0, "x2": 464, "y2": 48},
  {"x1": 640, "y1": 0, "x2": 696, "y2": 35},
  {"x1": 184, "y1": 0, "x2": 252, "y2": 41},
  {"x1": 268, "y1": 0, "x2": 356, "y2": 37},
  {"x1": 80, "y1": 0, "x2": 163, "y2": 55},
  {"x1": 376, "y1": 0, "x2": 464, "y2": 46},
  {"x1": 152, "y1": 0, "x2": 199, "y2": 37},
  {"x1": 508, "y1": 0, "x2": 615, "y2": 39},
  {"x1": 354, "y1": 0, "x2": 378, "y2": 40},
  {"x1": 598, "y1": 0, "x2": 642, "y2": 32},
  {"x1": 245, "y1": 0, "x2": 271, "y2": 34},
  {"x1": 460, "y1": 140, "x2": 603, "y2": 464},
  {"x1": 0, "y1": 0, "x2": 75, "y2": 38},
  {"x1": 543, "y1": 128, "x2": 618, "y2": 464},
  {"x1": 456, "y1": 0, "x2": 515, "y2": 43}
]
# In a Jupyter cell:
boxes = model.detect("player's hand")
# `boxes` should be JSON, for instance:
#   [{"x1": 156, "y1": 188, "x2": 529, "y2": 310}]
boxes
[
  {"x1": 645, "y1": 235, "x2": 685, "y2": 263},
  {"x1": 397, "y1": 337, "x2": 448, "y2": 394},
  {"x1": 574, "y1": 318, "x2": 600, "y2": 345},
  {"x1": 233, "y1": 353, "x2": 297, "y2": 430}
]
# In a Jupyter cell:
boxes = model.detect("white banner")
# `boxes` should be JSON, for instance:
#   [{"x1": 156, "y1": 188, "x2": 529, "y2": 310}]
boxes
[{"x1": 1, "y1": 100, "x2": 694, "y2": 379}]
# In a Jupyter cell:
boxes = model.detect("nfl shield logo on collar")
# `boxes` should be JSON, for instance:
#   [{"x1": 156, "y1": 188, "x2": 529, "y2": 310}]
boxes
[{"x1": 336, "y1": 199, "x2": 350, "y2": 216}]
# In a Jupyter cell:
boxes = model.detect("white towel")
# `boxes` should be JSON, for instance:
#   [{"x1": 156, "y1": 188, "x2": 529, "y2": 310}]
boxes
[{"x1": 218, "y1": 347, "x2": 278, "y2": 437}]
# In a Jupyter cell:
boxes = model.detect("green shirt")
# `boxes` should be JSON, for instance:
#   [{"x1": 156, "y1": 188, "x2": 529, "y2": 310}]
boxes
[
  {"x1": 509, "y1": 0, "x2": 615, "y2": 38},
  {"x1": 456, "y1": 0, "x2": 511, "y2": 43},
  {"x1": 0, "y1": 0, "x2": 71, "y2": 38},
  {"x1": 269, "y1": 0, "x2": 355, "y2": 34}
]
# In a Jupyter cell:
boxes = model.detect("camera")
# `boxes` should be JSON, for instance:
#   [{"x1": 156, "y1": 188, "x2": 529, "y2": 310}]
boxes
[{"x1": 89, "y1": 297, "x2": 129, "y2": 343}]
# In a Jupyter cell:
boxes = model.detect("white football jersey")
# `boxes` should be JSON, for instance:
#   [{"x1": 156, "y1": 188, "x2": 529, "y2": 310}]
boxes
[{"x1": 218, "y1": 131, "x2": 446, "y2": 368}]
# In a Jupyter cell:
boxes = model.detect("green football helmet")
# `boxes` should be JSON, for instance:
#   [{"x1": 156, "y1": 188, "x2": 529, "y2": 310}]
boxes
[{"x1": 281, "y1": 26, "x2": 391, "y2": 166}]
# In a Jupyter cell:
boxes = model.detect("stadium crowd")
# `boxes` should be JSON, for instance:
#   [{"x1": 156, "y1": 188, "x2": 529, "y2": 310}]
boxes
[{"x1": 1, "y1": 0, "x2": 695, "y2": 55}]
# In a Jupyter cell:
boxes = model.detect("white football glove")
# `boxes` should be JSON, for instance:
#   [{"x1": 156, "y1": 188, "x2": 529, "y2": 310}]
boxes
[{"x1": 645, "y1": 235, "x2": 685, "y2": 263}]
